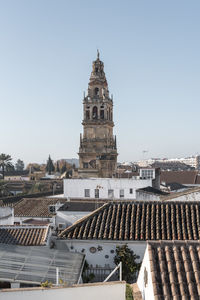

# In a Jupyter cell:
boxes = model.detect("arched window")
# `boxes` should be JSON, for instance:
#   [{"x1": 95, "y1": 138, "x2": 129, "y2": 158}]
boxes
[
  {"x1": 100, "y1": 110, "x2": 104, "y2": 119},
  {"x1": 95, "y1": 67, "x2": 99, "y2": 73},
  {"x1": 94, "y1": 87, "x2": 99, "y2": 96},
  {"x1": 92, "y1": 106, "x2": 98, "y2": 119}
]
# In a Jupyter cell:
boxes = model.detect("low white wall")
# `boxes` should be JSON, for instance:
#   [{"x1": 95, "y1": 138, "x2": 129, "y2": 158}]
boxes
[
  {"x1": 137, "y1": 245, "x2": 154, "y2": 300},
  {"x1": 0, "y1": 207, "x2": 14, "y2": 225},
  {"x1": 14, "y1": 216, "x2": 55, "y2": 225},
  {"x1": 0, "y1": 282, "x2": 126, "y2": 300},
  {"x1": 64, "y1": 178, "x2": 152, "y2": 199},
  {"x1": 62, "y1": 240, "x2": 146, "y2": 268},
  {"x1": 166, "y1": 190, "x2": 200, "y2": 201},
  {"x1": 56, "y1": 211, "x2": 90, "y2": 228}
]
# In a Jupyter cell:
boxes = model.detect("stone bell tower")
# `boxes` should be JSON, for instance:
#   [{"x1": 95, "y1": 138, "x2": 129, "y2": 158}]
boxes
[{"x1": 78, "y1": 51, "x2": 118, "y2": 178}]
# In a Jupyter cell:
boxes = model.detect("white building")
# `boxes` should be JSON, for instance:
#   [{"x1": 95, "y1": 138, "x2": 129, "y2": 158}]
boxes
[
  {"x1": 0, "y1": 207, "x2": 14, "y2": 225},
  {"x1": 64, "y1": 178, "x2": 152, "y2": 200},
  {"x1": 136, "y1": 241, "x2": 200, "y2": 299},
  {"x1": 58, "y1": 201, "x2": 200, "y2": 276}
]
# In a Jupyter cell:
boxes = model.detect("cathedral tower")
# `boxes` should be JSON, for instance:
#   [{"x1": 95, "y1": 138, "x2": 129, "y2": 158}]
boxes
[{"x1": 78, "y1": 51, "x2": 118, "y2": 178}]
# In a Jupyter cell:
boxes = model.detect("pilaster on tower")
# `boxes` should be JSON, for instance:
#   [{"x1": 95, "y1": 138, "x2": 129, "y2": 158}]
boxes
[{"x1": 78, "y1": 52, "x2": 118, "y2": 178}]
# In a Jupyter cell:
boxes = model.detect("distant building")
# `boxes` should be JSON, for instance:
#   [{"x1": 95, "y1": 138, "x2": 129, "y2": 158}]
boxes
[
  {"x1": 137, "y1": 155, "x2": 200, "y2": 171},
  {"x1": 78, "y1": 52, "x2": 117, "y2": 178}
]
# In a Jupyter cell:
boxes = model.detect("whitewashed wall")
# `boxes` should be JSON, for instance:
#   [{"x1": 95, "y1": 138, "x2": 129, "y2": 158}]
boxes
[
  {"x1": 137, "y1": 245, "x2": 154, "y2": 300},
  {"x1": 61, "y1": 240, "x2": 146, "y2": 268},
  {"x1": 56, "y1": 211, "x2": 91, "y2": 228},
  {"x1": 136, "y1": 191, "x2": 160, "y2": 201},
  {"x1": 64, "y1": 178, "x2": 152, "y2": 199},
  {"x1": 0, "y1": 282, "x2": 126, "y2": 300},
  {"x1": 0, "y1": 207, "x2": 14, "y2": 225},
  {"x1": 165, "y1": 190, "x2": 200, "y2": 201}
]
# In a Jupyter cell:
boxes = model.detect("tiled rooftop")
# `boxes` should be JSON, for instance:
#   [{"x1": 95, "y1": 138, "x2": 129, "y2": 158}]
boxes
[
  {"x1": 148, "y1": 241, "x2": 200, "y2": 299},
  {"x1": 59, "y1": 201, "x2": 200, "y2": 241},
  {"x1": 0, "y1": 225, "x2": 50, "y2": 246},
  {"x1": 161, "y1": 170, "x2": 199, "y2": 185},
  {"x1": 14, "y1": 198, "x2": 66, "y2": 217}
]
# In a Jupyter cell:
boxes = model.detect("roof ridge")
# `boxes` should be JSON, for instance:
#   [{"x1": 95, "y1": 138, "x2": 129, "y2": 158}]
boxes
[{"x1": 58, "y1": 202, "x2": 110, "y2": 238}]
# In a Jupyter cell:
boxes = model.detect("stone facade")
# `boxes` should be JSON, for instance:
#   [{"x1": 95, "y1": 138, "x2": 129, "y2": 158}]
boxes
[{"x1": 78, "y1": 52, "x2": 117, "y2": 178}]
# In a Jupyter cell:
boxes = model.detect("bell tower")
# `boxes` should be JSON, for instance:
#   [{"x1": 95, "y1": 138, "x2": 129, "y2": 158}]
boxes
[{"x1": 78, "y1": 51, "x2": 118, "y2": 178}]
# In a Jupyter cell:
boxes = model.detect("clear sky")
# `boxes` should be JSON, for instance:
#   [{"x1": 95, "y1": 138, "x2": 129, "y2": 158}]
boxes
[{"x1": 1, "y1": 0, "x2": 200, "y2": 165}]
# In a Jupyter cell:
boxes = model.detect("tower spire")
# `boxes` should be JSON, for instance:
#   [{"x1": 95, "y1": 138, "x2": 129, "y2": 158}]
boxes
[{"x1": 97, "y1": 49, "x2": 100, "y2": 60}]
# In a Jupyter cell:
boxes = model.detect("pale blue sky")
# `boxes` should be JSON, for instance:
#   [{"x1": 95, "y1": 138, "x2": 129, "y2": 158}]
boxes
[{"x1": 1, "y1": 0, "x2": 200, "y2": 164}]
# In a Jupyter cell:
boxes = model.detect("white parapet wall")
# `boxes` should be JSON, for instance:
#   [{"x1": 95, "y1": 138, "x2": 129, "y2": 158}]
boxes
[
  {"x1": 64, "y1": 178, "x2": 152, "y2": 199},
  {"x1": 0, "y1": 281, "x2": 126, "y2": 300}
]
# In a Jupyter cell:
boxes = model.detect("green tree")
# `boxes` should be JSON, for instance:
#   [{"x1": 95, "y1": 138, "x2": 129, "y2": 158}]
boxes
[
  {"x1": 0, "y1": 154, "x2": 13, "y2": 179},
  {"x1": 46, "y1": 155, "x2": 55, "y2": 175},
  {"x1": 0, "y1": 181, "x2": 12, "y2": 197},
  {"x1": 15, "y1": 159, "x2": 25, "y2": 171},
  {"x1": 114, "y1": 244, "x2": 140, "y2": 283},
  {"x1": 56, "y1": 161, "x2": 60, "y2": 173}
]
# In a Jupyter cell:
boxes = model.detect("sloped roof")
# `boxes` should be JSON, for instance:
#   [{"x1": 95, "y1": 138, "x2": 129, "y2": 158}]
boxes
[
  {"x1": 59, "y1": 201, "x2": 200, "y2": 241},
  {"x1": 0, "y1": 225, "x2": 50, "y2": 246},
  {"x1": 0, "y1": 244, "x2": 84, "y2": 285},
  {"x1": 147, "y1": 241, "x2": 200, "y2": 299},
  {"x1": 136, "y1": 186, "x2": 169, "y2": 196},
  {"x1": 58, "y1": 201, "x2": 104, "y2": 212},
  {"x1": 14, "y1": 198, "x2": 66, "y2": 217},
  {"x1": 166, "y1": 182, "x2": 188, "y2": 191},
  {"x1": 161, "y1": 171, "x2": 199, "y2": 185}
]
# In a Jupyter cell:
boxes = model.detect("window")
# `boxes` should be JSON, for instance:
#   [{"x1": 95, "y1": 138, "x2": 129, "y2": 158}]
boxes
[
  {"x1": 141, "y1": 169, "x2": 154, "y2": 179},
  {"x1": 108, "y1": 189, "x2": 114, "y2": 198},
  {"x1": 83, "y1": 162, "x2": 89, "y2": 168},
  {"x1": 14, "y1": 222, "x2": 20, "y2": 225},
  {"x1": 100, "y1": 110, "x2": 104, "y2": 119},
  {"x1": 84, "y1": 189, "x2": 90, "y2": 197},
  {"x1": 94, "y1": 87, "x2": 99, "y2": 96},
  {"x1": 92, "y1": 106, "x2": 98, "y2": 119},
  {"x1": 130, "y1": 188, "x2": 133, "y2": 194},
  {"x1": 58, "y1": 223, "x2": 65, "y2": 229},
  {"x1": 95, "y1": 189, "x2": 99, "y2": 198},
  {"x1": 120, "y1": 189, "x2": 124, "y2": 198}
]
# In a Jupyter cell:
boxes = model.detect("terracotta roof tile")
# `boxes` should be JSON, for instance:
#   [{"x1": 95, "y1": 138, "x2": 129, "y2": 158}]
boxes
[
  {"x1": 161, "y1": 171, "x2": 198, "y2": 185},
  {"x1": 59, "y1": 201, "x2": 200, "y2": 241},
  {"x1": 148, "y1": 241, "x2": 200, "y2": 299},
  {"x1": 0, "y1": 225, "x2": 50, "y2": 246},
  {"x1": 14, "y1": 198, "x2": 66, "y2": 217}
]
